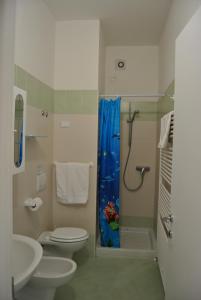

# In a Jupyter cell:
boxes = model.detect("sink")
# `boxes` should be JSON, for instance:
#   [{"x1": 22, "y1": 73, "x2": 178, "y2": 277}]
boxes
[{"x1": 12, "y1": 234, "x2": 43, "y2": 292}]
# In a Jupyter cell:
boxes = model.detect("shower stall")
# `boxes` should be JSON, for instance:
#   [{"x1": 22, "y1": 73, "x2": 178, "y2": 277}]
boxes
[{"x1": 96, "y1": 96, "x2": 159, "y2": 258}]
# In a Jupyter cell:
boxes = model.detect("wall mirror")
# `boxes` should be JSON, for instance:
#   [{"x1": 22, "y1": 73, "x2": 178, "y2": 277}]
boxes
[{"x1": 13, "y1": 87, "x2": 27, "y2": 174}]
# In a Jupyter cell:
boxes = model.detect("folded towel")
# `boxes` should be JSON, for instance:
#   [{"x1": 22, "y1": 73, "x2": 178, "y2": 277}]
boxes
[
  {"x1": 158, "y1": 111, "x2": 174, "y2": 149},
  {"x1": 55, "y1": 162, "x2": 90, "y2": 204}
]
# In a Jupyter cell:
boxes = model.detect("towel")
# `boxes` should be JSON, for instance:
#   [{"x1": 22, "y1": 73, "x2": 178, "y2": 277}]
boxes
[
  {"x1": 55, "y1": 162, "x2": 90, "y2": 204},
  {"x1": 158, "y1": 111, "x2": 174, "y2": 149}
]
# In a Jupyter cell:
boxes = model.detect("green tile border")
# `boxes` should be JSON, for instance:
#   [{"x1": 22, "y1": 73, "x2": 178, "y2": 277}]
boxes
[
  {"x1": 15, "y1": 65, "x2": 54, "y2": 112},
  {"x1": 119, "y1": 82, "x2": 174, "y2": 122},
  {"x1": 120, "y1": 216, "x2": 154, "y2": 228},
  {"x1": 121, "y1": 101, "x2": 158, "y2": 121},
  {"x1": 54, "y1": 90, "x2": 98, "y2": 114}
]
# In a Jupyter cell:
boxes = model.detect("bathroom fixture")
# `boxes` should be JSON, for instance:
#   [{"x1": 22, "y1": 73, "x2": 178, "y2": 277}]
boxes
[
  {"x1": 24, "y1": 197, "x2": 43, "y2": 211},
  {"x1": 115, "y1": 59, "x2": 126, "y2": 70},
  {"x1": 26, "y1": 134, "x2": 48, "y2": 138},
  {"x1": 36, "y1": 169, "x2": 47, "y2": 192},
  {"x1": 16, "y1": 256, "x2": 77, "y2": 300},
  {"x1": 53, "y1": 161, "x2": 94, "y2": 167},
  {"x1": 122, "y1": 103, "x2": 150, "y2": 192},
  {"x1": 38, "y1": 227, "x2": 89, "y2": 258},
  {"x1": 127, "y1": 106, "x2": 139, "y2": 147},
  {"x1": 157, "y1": 112, "x2": 174, "y2": 288},
  {"x1": 41, "y1": 110, "x2": 48, "y2": 118},
  {"x1": 96, "y1": 227, "x2": 156, "y2": 259},
  {"x1": 13, "y1": 86, "x2": 27, "y2": 174},
  {"x1": 136, "y1": 166, "x2": 150, "y2": 177},
  {"x1": 12, "y1": 234, "x2": 42, "y2": 292}
]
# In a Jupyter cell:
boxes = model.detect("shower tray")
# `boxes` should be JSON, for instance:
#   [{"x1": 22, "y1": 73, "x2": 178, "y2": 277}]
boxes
[{"x1": 96, "y1": 227, "x2": 156, "y2": 259}]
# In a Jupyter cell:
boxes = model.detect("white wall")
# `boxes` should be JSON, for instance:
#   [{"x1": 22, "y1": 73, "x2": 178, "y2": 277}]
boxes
[
  {"x1": 54, "y1": 20, "x2": 100, "y2": 90},
  {"x1": 159, "y1": 0, "x2": 201, "y2": 92},
  {"x1": 98, "y1": 23, "x2": 105, "y2": 94},
  {"x1": 14, "y1": 0, "x2": 55, "y2": 239},
  {"x1": 15, "y1": 0, "x2": 55, "y2": 87},
  {"x1": 104, "y1": 46, "x2": 159, "y2": 95},
  {"x1": 166, "y1": 6, "x2": 201, "y2": 298},
  {"x1": 0, "y1": 0, "x2": 16, "y2": 298}
]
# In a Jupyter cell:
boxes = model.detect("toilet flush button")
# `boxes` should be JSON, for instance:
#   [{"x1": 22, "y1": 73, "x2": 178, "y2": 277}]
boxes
[{"x1": 60, "y1": 121, "x2": 71, "y2": 128}]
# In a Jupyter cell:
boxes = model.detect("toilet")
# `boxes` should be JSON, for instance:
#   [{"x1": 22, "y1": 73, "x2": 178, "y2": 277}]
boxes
[
  {"x1": 38, "y1": 227, "x2": 89, "y2": 258},
  {"x1": 16, "y1": 256, "x2": 77, "y2": 300}
]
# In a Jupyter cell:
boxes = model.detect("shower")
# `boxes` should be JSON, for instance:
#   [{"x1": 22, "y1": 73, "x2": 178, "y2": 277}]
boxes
[
  {"x1": 97, "y1": 97, "x2": 156, "y2": 257},
  {"x1": 123, "y1": 102, "x2": 150, "y2": 192}
]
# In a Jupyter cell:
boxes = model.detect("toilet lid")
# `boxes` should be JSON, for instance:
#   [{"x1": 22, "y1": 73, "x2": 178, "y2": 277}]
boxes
[{"x1": 50, "y1": 227, "x2": 88, "y2": 241}]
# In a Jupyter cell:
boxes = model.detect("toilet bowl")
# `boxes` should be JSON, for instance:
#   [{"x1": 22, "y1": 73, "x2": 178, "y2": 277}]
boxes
[
  {"x1": 16, "y1": 256, "x2": 77, "y2": 300},
  {"x1": 38, "y1": 227, "x2": 89, "y2": 258}
]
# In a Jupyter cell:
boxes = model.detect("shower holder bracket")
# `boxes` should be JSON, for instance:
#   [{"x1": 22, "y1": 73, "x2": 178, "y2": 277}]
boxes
[{"x1": 136, "y1": 166, "x2": 150, "y2": 175}]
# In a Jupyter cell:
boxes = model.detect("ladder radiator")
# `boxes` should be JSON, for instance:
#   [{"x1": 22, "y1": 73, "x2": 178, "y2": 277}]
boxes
[{"x1": 158, "y1": 113, "x2": 174, "y2": 238}]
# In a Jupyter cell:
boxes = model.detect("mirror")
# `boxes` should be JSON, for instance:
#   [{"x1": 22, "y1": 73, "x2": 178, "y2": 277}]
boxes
[
  {"x1": 13, "y1": 87, "x2": 26, "y2": 174},
  {"x1": 14, "y1": 94, "x2": 24, "y2": 167}
]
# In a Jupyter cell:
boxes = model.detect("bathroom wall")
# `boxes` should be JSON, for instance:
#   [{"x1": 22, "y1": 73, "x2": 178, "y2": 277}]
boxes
[
  {"x1": 53, "y1": 20, "x2": 100, "y2": 255},
  {"x1": 104, "y1": 46, "x2": 159, "y2": 227},
  {"x1": 159, "y1": 0, "x2": 201, "y2": 92},
  {"x1": 156, "y1": 0, "x2": 201, "y2": 232},
  {"x1": 98, "y1": 23, "x2": 105, "y2": 94},
  {"x1": 13, "y1": 0, "x2": 55, "y2": 239}
]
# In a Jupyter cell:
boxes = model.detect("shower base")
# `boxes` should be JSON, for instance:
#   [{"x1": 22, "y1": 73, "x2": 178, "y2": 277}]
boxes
[{"x1": 96, "y1": 227, "x2": 156, "y2": 259}]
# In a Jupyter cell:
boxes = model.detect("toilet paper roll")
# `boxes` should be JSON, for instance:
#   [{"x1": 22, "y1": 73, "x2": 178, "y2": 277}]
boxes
[{"x1": 24, "y1": 197, "x2": 43, "y2": 211}]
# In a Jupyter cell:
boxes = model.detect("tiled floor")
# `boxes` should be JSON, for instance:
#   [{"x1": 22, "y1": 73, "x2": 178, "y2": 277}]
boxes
[{"x1": 55, "y1": 254, "x2": 164, "y2": 300}]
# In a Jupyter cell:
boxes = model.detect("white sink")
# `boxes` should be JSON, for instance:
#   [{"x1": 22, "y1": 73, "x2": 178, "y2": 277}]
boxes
[{"x1": 12, "y1": 234, "x2": 43, "y2": 292}]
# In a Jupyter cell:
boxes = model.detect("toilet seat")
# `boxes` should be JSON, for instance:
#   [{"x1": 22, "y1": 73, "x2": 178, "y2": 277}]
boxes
[{"x1": 50, "y1": 227, "x2": 89, "y2": 243}]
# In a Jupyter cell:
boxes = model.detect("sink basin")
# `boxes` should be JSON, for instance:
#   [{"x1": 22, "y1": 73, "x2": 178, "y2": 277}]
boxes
[{"x1": 12, "y1": 234, "x2": 43, "y2": 292}]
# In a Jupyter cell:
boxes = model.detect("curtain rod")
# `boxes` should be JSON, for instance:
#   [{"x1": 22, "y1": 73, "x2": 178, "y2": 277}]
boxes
[{"x1": 99, "y1": 94, "x2": 165, "y2": 98}]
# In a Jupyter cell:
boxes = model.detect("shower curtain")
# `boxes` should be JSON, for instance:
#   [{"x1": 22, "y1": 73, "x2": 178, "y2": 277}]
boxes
[{"x1": 98, "y1": 97, "x2": 121, "y2": 248}]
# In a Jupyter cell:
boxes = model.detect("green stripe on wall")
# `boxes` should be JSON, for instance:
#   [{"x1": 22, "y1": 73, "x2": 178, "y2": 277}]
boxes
[
  {"x1": 121, "y1": 101, "x2": 159, "y2": 121},
  {"x1": 15, "y1": 65, "x2": 54, "y2": 112},
  {"x1": 54, "y1": 90, "x2": 98, "y2": 114},
  {"x1": 120, "y1": 81, "x2": 174, "y2": 121}
]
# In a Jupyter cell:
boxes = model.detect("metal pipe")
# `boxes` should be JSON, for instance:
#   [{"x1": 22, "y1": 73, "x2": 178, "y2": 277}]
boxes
[{"x1": 99, "y1": 94, "x2": 164, "y2": 98}]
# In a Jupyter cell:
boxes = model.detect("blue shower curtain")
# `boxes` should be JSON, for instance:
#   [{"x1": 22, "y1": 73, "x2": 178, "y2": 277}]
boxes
[{"x1": 98, "y1": 97, "x2": 121, "y2": 248}]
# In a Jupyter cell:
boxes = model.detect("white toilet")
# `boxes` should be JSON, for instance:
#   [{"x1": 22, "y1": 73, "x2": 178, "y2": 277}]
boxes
[
  {"x1": 38, "y1": 227, "x2": 89, "y2": 258},
  {"x1": 16, "y1": 256, "x2": 77, "y2": 300}
]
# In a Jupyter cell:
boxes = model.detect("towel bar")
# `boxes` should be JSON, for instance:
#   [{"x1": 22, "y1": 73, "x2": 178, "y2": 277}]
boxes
[{"x1": 53, "y1": 161, "x2": 94, "y2": 167}]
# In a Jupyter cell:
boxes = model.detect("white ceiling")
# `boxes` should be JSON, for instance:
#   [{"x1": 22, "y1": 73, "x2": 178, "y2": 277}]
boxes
[{"x1": 44, "y1": 0, "x2": 171, "y2": 45}]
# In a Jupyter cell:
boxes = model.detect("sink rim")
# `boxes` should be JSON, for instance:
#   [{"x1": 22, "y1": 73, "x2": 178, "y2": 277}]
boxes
[{"x1": 13, "y1": 234, "x2": 43, "y2": 291}]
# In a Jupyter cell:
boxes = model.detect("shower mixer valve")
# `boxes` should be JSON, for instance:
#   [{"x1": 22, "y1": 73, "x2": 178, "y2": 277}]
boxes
[{"x1": 136, "y1": 166, "x2": 150, "y2": 176}]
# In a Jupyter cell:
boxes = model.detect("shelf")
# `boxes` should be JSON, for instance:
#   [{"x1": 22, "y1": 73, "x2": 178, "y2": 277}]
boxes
[{"x1": 26, "y1": 134, "x2": 48, "y2": 138}]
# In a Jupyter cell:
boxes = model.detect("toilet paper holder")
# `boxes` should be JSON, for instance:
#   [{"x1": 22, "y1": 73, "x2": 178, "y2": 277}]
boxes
[{"x1": 24, "y1": 197, "x2": 43, "y2": 211}]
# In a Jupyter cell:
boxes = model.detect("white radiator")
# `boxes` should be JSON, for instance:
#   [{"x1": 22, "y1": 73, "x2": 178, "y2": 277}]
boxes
[{"x1": 157, "y1": 112, "x2": 174, "y2": 290}]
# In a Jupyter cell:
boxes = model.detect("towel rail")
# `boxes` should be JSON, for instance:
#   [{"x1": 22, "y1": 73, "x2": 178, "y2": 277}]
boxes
[
  {"x1": 158, "y1": 111, "x2": 174, "y2": 240},
  {"x1": 53, "y1": 161, "x2": 94, "y2": 167}
]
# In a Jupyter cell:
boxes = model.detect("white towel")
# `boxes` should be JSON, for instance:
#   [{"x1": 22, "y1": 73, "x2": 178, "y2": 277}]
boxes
[
  {"x1": 55, "y1": 162, "x2": 90, "y2": 204},
  {"x1": 158, "y1": 111, "x2": 174, "y2": 149}
]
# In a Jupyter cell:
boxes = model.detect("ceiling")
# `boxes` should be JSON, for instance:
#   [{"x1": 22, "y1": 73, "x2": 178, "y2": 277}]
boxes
[{"x1": 44, "y1": 0, "x2": 171, "y2": 45}]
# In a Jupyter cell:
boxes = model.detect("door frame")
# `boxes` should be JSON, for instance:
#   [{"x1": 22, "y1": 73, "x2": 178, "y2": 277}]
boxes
[{"x1": 0, "y1": 0, "x2": 16, "y2": 299}]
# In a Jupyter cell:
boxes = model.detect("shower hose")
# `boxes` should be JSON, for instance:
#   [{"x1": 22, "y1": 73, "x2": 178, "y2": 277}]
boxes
[{"x1": 123, "y1": 119, "x2": 145, "y2": 192}]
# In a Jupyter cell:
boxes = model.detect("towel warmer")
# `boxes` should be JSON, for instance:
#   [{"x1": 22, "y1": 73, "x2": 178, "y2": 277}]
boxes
[{"x1": 157, "y1": 113, "x2": 174, "y2": 290}]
